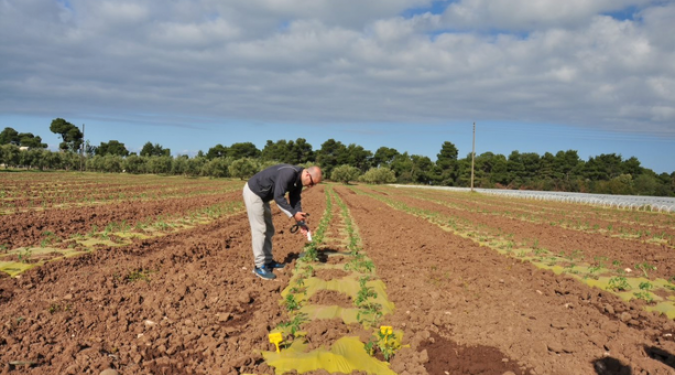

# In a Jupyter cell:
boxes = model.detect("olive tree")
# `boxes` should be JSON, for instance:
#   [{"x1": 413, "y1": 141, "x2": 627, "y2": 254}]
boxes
[{"x1": 359, "y1": 167, "x2": 396, "y2": 184}]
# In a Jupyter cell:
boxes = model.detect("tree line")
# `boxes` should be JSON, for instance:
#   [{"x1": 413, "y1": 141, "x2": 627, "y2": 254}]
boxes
[{"x1": 1, "y1": 119, "x2": 674, "y2": 196}]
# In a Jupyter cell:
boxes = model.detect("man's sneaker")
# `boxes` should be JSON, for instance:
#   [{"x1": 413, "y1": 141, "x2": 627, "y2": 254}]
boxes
[
  {"x1": 266, "y1": 260, "x2": 286, "y2": 269},
  {"x1": 253, "y1": 265, "x2": 276, "y2": 280}
]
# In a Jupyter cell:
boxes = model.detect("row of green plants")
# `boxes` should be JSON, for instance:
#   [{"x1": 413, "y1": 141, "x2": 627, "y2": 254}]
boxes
[
  {"x1": 330, "y1": 186, "x2": 398, "y2": 360},
  {"x1": 355, "y1": 185, "x2": 675, "y2": 310},
  {"x1": 0, "y1": 180, "x2": 241, "y2": 216},
  {"x1": 401, "y1": 188, "x2": 675, "y2": 249},
  {"x1": 273, "y1": 185, "x2": 400, "y2": 363},
  {"x1": 1, "y1": 201, "x2": 244, "y2": 269}
]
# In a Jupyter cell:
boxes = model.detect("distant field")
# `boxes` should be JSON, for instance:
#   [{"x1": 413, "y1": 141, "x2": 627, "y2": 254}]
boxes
[{"x1": 1, "y1": 172, "x2": 675, "y2": 374}]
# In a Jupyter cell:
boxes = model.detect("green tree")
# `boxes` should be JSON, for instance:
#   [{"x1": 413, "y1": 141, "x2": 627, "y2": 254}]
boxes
[
  {"x1": 330, "y1": 165, "x2": 361, "y2": 184},
  {"x1": 207, "y1": 144, "x2": 229, "y2": 160},
  {"x1": 289, "y1": 138, "x2": 315, "y2": 164},
  {"x1": 0, "y1": 127, "x2": 19, "y2": 145},
  {"x1": 553, "y1": 150, "x2": 582, "y2": 183},
  {"x1": 124, "y1": 155, "x2": 146, "y2": 174},
  {"x1": 345, "y1": 144, "x2": 372, "y2": 172},
  {"x1": 436, "y1": 141, "x2": 459, "y2": 185},
  {"x1": 372, "y1": 147, "x2": 399, "y2": 168},
  {"x1": 621, "y1": 156, "x2": 642, "y2": 177},
  {"x1": 521, "y1": 152, "x2": 541, "y2": 184},
  {"x1": 96, "y1": 140, "x2": 129, "y2": 157},
  {"x1": 140, "y1": 142, "x2": 170, "y2": 157},
  {"x1": 228, "y1": 142, "x2": 260, "y2": 159},
  {"x1": 316, "y1": 139, "x2": 348, "y2": 177},
  {"x1": 18, "y1": 133, "x2": 47, "y2": 148},
  {"x1": 201, "y1": 157, "x2": 231, "y2": 178},
  {"x1": 359, "y1": 167, "x2": 396, "y2": 184},
  {"x1": 49, "y1": 118, "x2": 83, "y2": 152},
  {"x1": 186, "y1": 157, "x2": 206, "y2": 177},
  {"x1": 229, "y1": 158, "x2": 259, "y2": 180},
  {"x1": 146, "y1": 156, "x2": 173, "y2": 174},
  {"x1": 507, "y1": 151, "x2": 525, "y2": 186},
  {"x1": 390, "y1": 152, "x2": 413, "y2": 182},
  {"x1": 0, "y1": 128, "x2": 47, "y2": 148},
  {"x1": 261, "y1": 140, "x2": 288, "y2": 162}
]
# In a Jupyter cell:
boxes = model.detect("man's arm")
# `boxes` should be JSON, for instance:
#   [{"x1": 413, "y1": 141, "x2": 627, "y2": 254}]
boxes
[{"x1": 273, "y1": 169, "x2": 299, "y2": 218}]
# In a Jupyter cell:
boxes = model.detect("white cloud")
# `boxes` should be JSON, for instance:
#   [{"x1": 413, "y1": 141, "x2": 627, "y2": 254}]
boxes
[
  {"x1": 440, "y1": 0, "x2": 658, "y2": 31},
  {"x1": 0, "y1": 0, "x2": 673, "y2": 139}
]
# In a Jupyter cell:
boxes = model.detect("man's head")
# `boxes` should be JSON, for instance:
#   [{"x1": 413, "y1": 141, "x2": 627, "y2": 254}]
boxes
[{"x1": 302, "y1": 166, "x2": 323, "y2": 188}]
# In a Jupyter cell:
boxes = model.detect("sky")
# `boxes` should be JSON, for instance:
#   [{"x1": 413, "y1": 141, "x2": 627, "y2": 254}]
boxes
[{"x1": 1, "y1": 0, "x2": 674, "y2": 174}]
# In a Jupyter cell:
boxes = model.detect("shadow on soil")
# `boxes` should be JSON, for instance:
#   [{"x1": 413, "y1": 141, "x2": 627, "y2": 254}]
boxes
[
  {"x1": 420, "y1": 332, "x2": 533, "y2": 375},
  {"x1": 593, "y1": 357, "x2": 632, "y2": 375},
  {"x1": 644, "y1": 346, "x2": 675, "y2": 370}
]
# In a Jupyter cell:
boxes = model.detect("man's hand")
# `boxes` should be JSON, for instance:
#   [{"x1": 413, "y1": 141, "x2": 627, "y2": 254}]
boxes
[{"x1": 294, "y1": 212, "x2": 307, "y2": 222}]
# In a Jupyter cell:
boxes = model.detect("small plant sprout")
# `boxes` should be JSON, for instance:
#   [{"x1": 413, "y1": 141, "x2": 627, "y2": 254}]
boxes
[
  {"x1": 638, "y1": 281, "x2": 653, "y2": 290},
  {"x1": 635, "y1": 262, "x2": 656, "y2": 278},
  {"x1": 633, "y1": 291, "x2": 654, "y2": 303},
  {"x1": 608, "y1": 276, "x2": 631, "y2": 292},
  {"x1": 284, "y1": 294, "x2": 300, "y2": 312},
  {"x1": 276, "y1": 313, "x2": 308, "y2": 337}
]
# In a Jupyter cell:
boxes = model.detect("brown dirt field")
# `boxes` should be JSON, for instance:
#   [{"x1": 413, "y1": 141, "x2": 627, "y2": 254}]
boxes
[
  {"x1": 332, "y1": 185, "x2": 675, "y2": 374},
  {"x1": 2, "y1": 179, "x2": 675, "y2": 375},
  {"x1": 0, "y1": 192, "x2": 241, "y2": 249},
  {"x1": 0, "y1": 184, "x2": 319, "y2": 374},
  {"x1": 370, "y1": 186, "x2": 675, "y2": 280},
  {"x1": 404, "y1": 188, "x2": 675, "y2": 248}
]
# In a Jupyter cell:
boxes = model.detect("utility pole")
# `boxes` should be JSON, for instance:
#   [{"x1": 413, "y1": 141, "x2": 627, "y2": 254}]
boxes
[
  {"x1": 470, "y1": 122, "x2": 476, "y2": 192},
  {"x1": 80, "y1": 124, "x2": 85, "y2": 172}
]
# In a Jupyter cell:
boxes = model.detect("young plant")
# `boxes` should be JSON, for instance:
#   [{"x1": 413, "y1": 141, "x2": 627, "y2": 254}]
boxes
[
  {"x1": 633, "y1": 291, "x2": 654, "y2": 303},
  {"x1": 126, "y1": 269, "x2": 151, "y2": 283},
  {"x1": 355, "y1": 276, "x2": 378, "y2": 307},
  {"x1": 357, "y1": 302, "x2": 383, "y2": 327},
  {"x1": 284, "y1": 294, "x2": 300, "y2": 312},
  {"x1": 608, "y1": 276, "x2": 631, "y2": 291},
  {"x1": 635, "y1": 262, "x2": 656, "y2": 278},
  {"x1": 277, "y1": 313, "x2": 308, "y2": 337}
]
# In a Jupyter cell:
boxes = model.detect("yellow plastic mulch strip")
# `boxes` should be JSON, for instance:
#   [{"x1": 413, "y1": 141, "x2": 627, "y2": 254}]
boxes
[
  {"x1": 282, "y1": 276, "x2": 395, "y2": 319},
  {"x1": 533, "y1": 262, "x2": 675, "y2": 319},
  {"x1": 299, "y1": 304, "x2": 360, "y2": 324},
  {"x1": 0, "y1": 262, "x2": 35, "y2": 277},
  {"x1": 0, "y1": 247, "x2": 87, "y2": 277},
  {"x1": 262, "y1": 336, "x2": 397, "y2": 375}
]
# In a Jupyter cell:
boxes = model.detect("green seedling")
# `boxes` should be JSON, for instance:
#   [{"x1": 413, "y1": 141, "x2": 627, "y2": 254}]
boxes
[
  {"x1": 370, "y1": 326, "x2": 400, "y2": 362},
  {"x1": 639, "y1": 281, "x2": 653, "y2": 290},
  {"x1": 633, "y1": 291, "x2": 654, "y2": 303},
  {"x1": 635, "y1": 262, "x2": 656, "y2": 278},
  {"x1": 355, "y1": 277, "x2": 378, "y2": 307},
  {"x1": 608, "y1": 276, "x2": 631, "y2": 291},
  {"x1": 357, "y1": 302, "x2": 383, "y2": 327},
  {"x1": 284, "y1": 294, "x2": 300, "y2": 312},
  {"x1": 87, "y1": 225, "x2": 99, "y2": 238},
  {"x1": 277, "y1": 313, "x2": 308, "y2": 337},
  {"x1": 17, "y1": 248, "x2": 32, "y2": 263},
  {"x1": 126, "y1": 269, "x2": 151, "y2": 283}
]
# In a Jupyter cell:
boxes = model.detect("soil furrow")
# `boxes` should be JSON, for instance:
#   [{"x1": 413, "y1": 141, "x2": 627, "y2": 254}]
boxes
[{"x1": 335, "y1": 185, "x2": 675, "y2": 375}]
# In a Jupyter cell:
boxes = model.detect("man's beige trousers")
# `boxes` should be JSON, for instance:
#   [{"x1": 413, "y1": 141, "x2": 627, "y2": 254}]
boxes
[{"x1": 243, "y1": 182, "x2": 274, "y2": 268}]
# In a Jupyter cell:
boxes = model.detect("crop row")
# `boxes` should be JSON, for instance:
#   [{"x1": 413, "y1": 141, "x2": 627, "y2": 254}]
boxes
[
  {"x1": 264, "y1": 185, "x2": 401, "y2": 374},
  {"x1": 354, "y1": 185, "x2": 675, "y2": 320},
  {"x1": 0, "y1": 200, "x2": 244, "y2": 277},
  {"x1": 0, "y1": 174, "x2": 242, "y2": 213},
  {"x1": 390, "y1": 187, "x2": 675, "y2": 249}
]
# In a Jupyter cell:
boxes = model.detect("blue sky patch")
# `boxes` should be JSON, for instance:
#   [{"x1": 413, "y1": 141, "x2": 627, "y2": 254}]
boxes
[{"x1": 401, "y1": 0, "x2": 453, "y2": 18}]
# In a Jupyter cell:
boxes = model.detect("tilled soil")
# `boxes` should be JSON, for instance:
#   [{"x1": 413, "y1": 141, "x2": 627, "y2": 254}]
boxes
[
  {"x1": 332, "y1": 185, "x2": 675, "y2": 375},
  {"x1": 371, "y1": 187, "x2": 675, "y2": 280},
  {"x1": 1, "y1": 181, "x2": 675, "y2": 374},
  {"x1": 0, "y1": 187, "x2": 315, "y2": 374}
]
